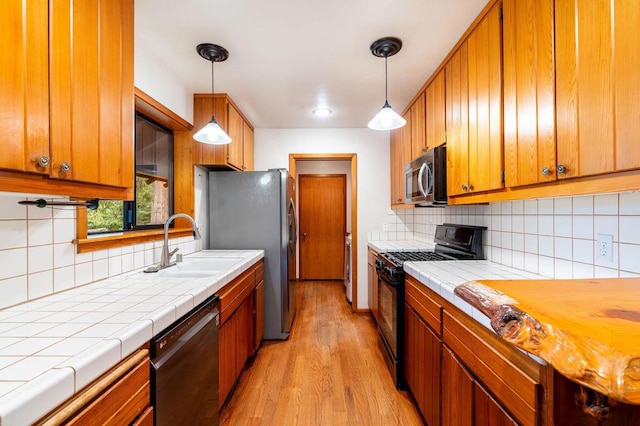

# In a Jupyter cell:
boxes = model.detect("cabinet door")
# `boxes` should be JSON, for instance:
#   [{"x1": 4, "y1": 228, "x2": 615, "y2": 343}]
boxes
[
  {"x1": 226, "y1": 101, "x2": 244, "y2": 170},
  {"x1": 503, "y1": 0, "x2": 556, "y2": 187},
  {"x1": 254, "y1": 280, "x2": 264, "y2": 352},
  {"x1": 474, "y1": 381, "x2": 518, "y2": 426},
  {"x1": 368, "y1": 256, "x2": 375, "y2": 319},
  {"x1": 442, "y1": 346, "x2": 473, "y2": 426},
  {"x1": 196, "y1": 96, "x2": 228, "y2": 166},
  {"x1": 389, "y1": 127, "x2": 406, "y2": 206},
  {"x1": 410, "y1": 92, "x2": 426, "y2": 158},
  {"x1": 556, "y1": 0, "x2": 640, "y2": 177},
  {"x1": 0, "y1": 0, "x2": 49, "y2": 175},
  {"x1": 50, "y1": 0, "x2": 134, "y2": 188},
  {"x1": 426, "y1": 69, "x2": 446, "y2": 149},
  {"x1": 243, "y1": 122, "x2": 254, "y2": 171},
  {"x1": 445, "y1": 42, "x2": 470, "y2": 197},
  {"x1": 404, "y1": 304, "x2": 441, "y2": 426},
  {"x1": 467, "y1": 3, "x2": 503, "y2": 193}
]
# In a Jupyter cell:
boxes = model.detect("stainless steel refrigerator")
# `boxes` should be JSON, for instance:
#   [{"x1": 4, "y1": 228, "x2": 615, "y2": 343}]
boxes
[{"x1": 208, "y1": 169, "x2": 297, "y2": 340}]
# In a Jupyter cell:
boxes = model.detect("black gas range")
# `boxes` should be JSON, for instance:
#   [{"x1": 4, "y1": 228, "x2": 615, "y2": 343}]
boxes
[{"x1": 375, "y1": 223, "x2": 486, "y2": 389}]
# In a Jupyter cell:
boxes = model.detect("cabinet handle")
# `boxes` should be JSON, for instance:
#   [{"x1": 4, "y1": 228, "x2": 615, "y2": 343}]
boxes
[
  {"x1": 461, "y1": 184, "x2": 468, "y2": 191},
  {"x1": 37, "y1": 156, "x2": 50, "y2": 167},
  {"x1": 59, "y1": 162, "x2": 71, "y2": 172},
  {"x1": 468, "y1": 184, "x2": 474, "y2": 191},
  {"x1": 541, "y1": 166, "x2": 551, "y2": 176},
  {"x1": 556, "y1": 164, "x2": 567, "y2": 174}
]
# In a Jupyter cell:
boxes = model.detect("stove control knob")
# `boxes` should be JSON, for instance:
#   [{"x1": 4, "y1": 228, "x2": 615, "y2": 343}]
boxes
[
  {"x1": 375, "y1": 259, "x2": 384, "y2": 270},
  {"x1": 384, "y1": 267, "x2": 395, "y2": 278}
]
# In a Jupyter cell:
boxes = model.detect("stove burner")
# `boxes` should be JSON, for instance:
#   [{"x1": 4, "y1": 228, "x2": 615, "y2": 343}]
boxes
[{"x1": 384, "y1": 251, "x2": 454, "y2": 265}]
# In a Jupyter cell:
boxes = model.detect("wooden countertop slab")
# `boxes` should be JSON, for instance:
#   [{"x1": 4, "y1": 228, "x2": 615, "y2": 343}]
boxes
[{"x1": 454, "y1": 278, "x2": 640, "y2": 405}]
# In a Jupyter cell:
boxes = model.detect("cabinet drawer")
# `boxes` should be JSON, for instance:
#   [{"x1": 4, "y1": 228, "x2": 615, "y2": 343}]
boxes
[
  {"x1": 217, "y1": 262, "x2": 262, "y2": 323},
  {"x1": 38, "y1": 349, "x2": 150, "y2": 425},
  {"x1": 406, "y1": 275, "x2": 442, "y2": 335},
  {"x1": 443, "y1": 311, "x2": 539, "y2": 426}
]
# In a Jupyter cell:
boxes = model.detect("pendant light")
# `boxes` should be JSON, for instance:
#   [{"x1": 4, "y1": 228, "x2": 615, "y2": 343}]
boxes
[
  {"x1": 193, "y1": 43, "x2": 232, "y2": 145},
  {"x1": 367, "y1": 37, "x2": 406, "y2": 131}
]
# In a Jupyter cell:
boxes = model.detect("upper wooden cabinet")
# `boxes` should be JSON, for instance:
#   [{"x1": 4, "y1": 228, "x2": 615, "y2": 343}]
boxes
[
  {"x1": 503, "y1": 0, "x2": 556, "y2": 188},
  {"x1": 447, "y1": 3, "x2": 503, "y2": 197},
  {"x1": 555, "y1": 0, "x2": 640, "y2": 178},
  {"x1": 390, "y1": 111, "x2": 412, "y2": 206},
  {"x1": 193, "y1": 94, "x2": 254, "y2": 171},
  {"x1": 410, "y1": 92, "x2": 426, "y2": 158},
  {"x1": 425, "y1": 69, "x2": 447, "y2": 149},
  {"x1": 0, "y1": 0, "x2": 134, "y2": 198}
]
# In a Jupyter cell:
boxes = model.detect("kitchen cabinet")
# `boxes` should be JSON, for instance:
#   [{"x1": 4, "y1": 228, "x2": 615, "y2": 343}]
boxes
[
  {"x1": 193, "y1": 94, "x2": 255, "y2": 172},
  {"x1": 442, "y1": 345, "x2": 474, "y2": 426},
  {"x1": 217, "y1": 260, "x2": 264, "y2": 408},
  {"x1": 389, "y1": 111, "x2": 412, "y2": 207},
  {"x1": 447, "y1": 2, "x2": 503, "y2": 197},
  {"x1": 367, "y1": 249, "x2": 379, "y2": 321},
  {"x1": 425, "y1": 69, "x2": 447, "y2": 149},
  {"x1": 0, "y1": 0, "x2": 134, "y2": 199},
  {"x1": 410, "y1": 92, "x2": 426, "y2": 158},
  {"x1": 503, "y1": 0, "x2": 556, "y2": 188},
  {"x1": 36, "y1": 348, "x2": 151, "y2": 425},
  {"x1": 555, "y1": 0, "x2": 640, "y2": 178}
]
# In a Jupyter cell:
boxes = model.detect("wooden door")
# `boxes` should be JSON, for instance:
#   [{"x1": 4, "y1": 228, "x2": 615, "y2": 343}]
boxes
[
  {"x1": 299, "y1": 175, "x2": 346, "y2": 280},
  {"x1": 410, "y1": 92, "x2": 426, "y2": 158},
  {"x1": 226, "y1": 101, "x2": 244, "y2": 170},
  {"x1": 474, "y1": 381, "x2": 518, "y2": 425},
  {"x1": 556, "y1": 0, "x2": 640, "y2": 177},
  {"x1": 367, "y1": 250, "x2": 376, "y2": 318},
  {"x1": 404, "y1": 303, "x2": 441, "y2": 426},
  {"x1": 254, "y1": 279, "x2": 264, "y2": 352},
  {"x1": 218, "y1": 313, "x2": 236, "y2": 408},
  {"x1": 389, "y1": 127, "x2": 404, "y2": 205},
  {"x1": 442, "y1": 346, "x2": 473, "y2": 426},
  {"x1": 503, "y1": 0, "x2": 556, "y2": 187},
  {"x1": 446, "y1": 42, "x2": 470, "y2": 196},
  {"x1": 243, "y1": 122, "x2": 254, "y2": 171},
  {"x1": 0, "y1": 0, "x2": 49, "y2": 175},
  {"x1": 426, "y1": 69, "x2": 446, "y2": 149},
  {"x1": 467, "y1": 3, "x2": 503, "y2": 194},
  {"x1": 50, "y1": 0, "x2": 134, "y2": 187}
]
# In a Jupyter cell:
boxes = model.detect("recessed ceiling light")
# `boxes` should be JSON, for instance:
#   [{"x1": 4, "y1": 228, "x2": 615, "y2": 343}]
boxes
[{"x1": 312, "y1": 107, "x2": 332, "y2": 117}]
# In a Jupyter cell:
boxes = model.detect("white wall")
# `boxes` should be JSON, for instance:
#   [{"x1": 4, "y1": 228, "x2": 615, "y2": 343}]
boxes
[
  {"x1": 134, "y1": 36, "x2": 193, "y2": 123},
  {"x1": 255, "y1": 128, "x2": 390, "y2": 310}
]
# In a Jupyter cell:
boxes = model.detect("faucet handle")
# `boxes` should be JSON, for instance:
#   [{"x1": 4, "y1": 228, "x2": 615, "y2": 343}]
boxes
[
  {"x1": 176, "y1": 253, "x2": 183, "y2": 263},
  {"x1": 169, "y1": 247, "x2": 179, "y2": 258}
]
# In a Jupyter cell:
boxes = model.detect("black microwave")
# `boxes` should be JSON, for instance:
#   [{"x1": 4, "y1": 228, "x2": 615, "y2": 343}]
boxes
[{"x1": 404, "y1": 145, "x2": 447, "y2": 206}]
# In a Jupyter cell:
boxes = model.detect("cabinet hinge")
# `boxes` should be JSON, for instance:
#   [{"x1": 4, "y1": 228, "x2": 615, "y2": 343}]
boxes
[{"x1": 501, "y1": 170, "x2": 505, "y2": 183}]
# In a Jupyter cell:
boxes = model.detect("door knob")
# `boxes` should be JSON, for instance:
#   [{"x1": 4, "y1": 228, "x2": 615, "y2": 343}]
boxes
[
  {"x1": 37, "y1": 156, "x2": 50, "y2": 167},
  {"x1": 541, "y1": 166, "x2": 551, "y2": 176},
  {"x1": 556, "y1": 164, "x2": 567, "y2": 174},
  {"x1": 303, "y1": 232, "x2": 307, "y2": 239}
]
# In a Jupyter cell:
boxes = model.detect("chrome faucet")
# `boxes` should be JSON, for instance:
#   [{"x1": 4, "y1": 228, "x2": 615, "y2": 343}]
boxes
[{"x1": 145, "y1": 213, "x2": 202, "y2": 273}]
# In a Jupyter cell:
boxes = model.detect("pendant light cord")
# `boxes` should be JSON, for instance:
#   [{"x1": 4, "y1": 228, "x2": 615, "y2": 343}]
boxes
[
  {"x1": 384, "y1": 55, "x2": 388, "y2": 103},
  {"x1": 211, "y1": 60, "x2": 215, "y2": 118}
]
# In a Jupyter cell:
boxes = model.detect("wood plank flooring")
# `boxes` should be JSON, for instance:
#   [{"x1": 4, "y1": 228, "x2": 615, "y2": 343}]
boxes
[{"x1": 219, "y1": 280, "x2": 423, "y2": 425}]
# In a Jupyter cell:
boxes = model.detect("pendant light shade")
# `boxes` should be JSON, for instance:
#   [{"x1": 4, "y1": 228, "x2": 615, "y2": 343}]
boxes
[
  {"x1": 367, "y1": 37, "x2": 406, "y2": 131},
  {"x1": 194, "y1": 43, "x2": 232, "y2": 145}
]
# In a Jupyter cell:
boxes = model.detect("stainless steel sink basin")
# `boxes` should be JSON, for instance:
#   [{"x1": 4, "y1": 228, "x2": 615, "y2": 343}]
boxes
[{"x1": 156, "y1": 257, "x2": 244, "y2": 278}]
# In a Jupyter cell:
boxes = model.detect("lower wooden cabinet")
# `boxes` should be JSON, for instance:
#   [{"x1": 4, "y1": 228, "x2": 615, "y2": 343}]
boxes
[
  {"x1": 37, "y1": 349, "x2": 151, "y2": 425},
  {"x1": 404, "y1": 303, "x2": 441, "y2": 426},
  {"x1": 474, "y1": 381, "x2": 518, "y2": 426},
  {"x1": 442, "y1": 346, "x2": 474, "y2": 426},
  {"x1": 217, "y1": 260, "x2": 264, "y2": 409},
  {"x1": 367, "y1": 249, "x2": 379, "y2": 321}
]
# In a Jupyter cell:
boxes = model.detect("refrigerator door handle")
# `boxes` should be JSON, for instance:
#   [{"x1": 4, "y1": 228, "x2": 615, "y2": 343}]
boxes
[{"x1": 288, "y1": 198, "x2": 297, "y2": 255}]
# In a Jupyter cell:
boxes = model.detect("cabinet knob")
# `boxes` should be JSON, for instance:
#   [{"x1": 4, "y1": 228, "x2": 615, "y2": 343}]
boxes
[
  {"x1": 556, "y1": 164, "x2": 567, "y2": 174},
  {"x1": 541, "y1": 166, "x2": 551, "y2": 176},
  {"x1": 461, "y1": 184, "x2": 468, "y2": 191},
  {"x1": 468, "y1": 184, "x2": 474, "y2": 191},
  {"x1": 59, "y1": 162, "x2": 71, "y2": 172},
  {"x1": 37, "y1": 156, "x2": 50, "y2": 167}
]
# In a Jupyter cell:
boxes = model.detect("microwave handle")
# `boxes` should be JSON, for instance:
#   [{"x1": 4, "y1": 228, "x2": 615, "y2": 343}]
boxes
[{"x1": 417, "y1": 162, "x2": 428, "y2": 197}]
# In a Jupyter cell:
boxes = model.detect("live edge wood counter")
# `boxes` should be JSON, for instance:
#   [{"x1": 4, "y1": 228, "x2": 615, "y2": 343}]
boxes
[{"x1": 456, "y1": 278, "x2": 640, "y2": 421}]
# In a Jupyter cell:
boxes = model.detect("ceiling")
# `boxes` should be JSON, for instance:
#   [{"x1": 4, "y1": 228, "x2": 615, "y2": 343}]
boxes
[{"x1": 135, "y1": 0, "x2": 488, "y2": 128}]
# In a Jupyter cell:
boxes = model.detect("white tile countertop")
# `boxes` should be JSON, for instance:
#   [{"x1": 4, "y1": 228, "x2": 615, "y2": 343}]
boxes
[
  {"x1": 404, "y1": 260, "x2": 547, "y2": 364},
  {"x1": 0, "y1": 249, "x2": 263, "y2": 426},
  {"x1": 367, "y1": 239, "x2": 435, "y2": 252}
]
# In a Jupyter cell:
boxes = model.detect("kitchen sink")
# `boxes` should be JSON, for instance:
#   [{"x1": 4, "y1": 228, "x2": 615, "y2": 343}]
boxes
[{"x1": 157, "y1": 257, "x2": 244, "y2": 278}]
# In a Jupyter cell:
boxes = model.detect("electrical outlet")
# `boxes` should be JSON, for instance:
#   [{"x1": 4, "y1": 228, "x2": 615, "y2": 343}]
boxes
[
  {"x1": 596, "y1": 233, "x2": 613, "y2": 263},
  {"x1": 383, "y1": 223, "x2": 388, "y2": 232}
]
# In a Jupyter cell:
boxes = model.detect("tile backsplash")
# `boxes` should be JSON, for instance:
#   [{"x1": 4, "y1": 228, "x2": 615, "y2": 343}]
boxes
[
  {"x1": 0, "y1": 192, "x2": 202, "y2": 310},
  {"x1": 372, "y1": 191, "x2": 640, "y2": 279}
]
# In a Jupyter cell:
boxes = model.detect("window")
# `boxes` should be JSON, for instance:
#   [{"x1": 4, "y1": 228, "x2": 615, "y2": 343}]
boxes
[{"x1": 87, "y1": 114, "x2": 174, "y2": 235}]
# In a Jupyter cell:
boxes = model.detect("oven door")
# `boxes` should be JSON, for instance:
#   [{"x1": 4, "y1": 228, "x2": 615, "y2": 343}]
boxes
[{"x1": 376, "y1": 269, "x2": 404, "y2": 388}]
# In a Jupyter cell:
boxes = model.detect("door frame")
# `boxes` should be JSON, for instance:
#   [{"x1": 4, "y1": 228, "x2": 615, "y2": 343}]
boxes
[{"x1": 289, "y1": 153, "x2": 359, "y2": 312}]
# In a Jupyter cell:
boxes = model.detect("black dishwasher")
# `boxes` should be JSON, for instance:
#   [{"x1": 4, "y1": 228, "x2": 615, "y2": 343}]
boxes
[{"x1": 150, "y1": 294, "x2": 220, "y2": 426}]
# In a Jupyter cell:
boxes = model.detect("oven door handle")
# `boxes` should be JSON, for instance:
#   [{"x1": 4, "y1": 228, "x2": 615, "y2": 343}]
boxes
[{"x1": 377, "y1": 269, "x2": 402, "y2": 287}]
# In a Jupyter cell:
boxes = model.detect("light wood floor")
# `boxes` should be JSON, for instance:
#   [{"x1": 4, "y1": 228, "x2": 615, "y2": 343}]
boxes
[{"x1": 219, "y1": 280, "x2": 423, "y2": 425}]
